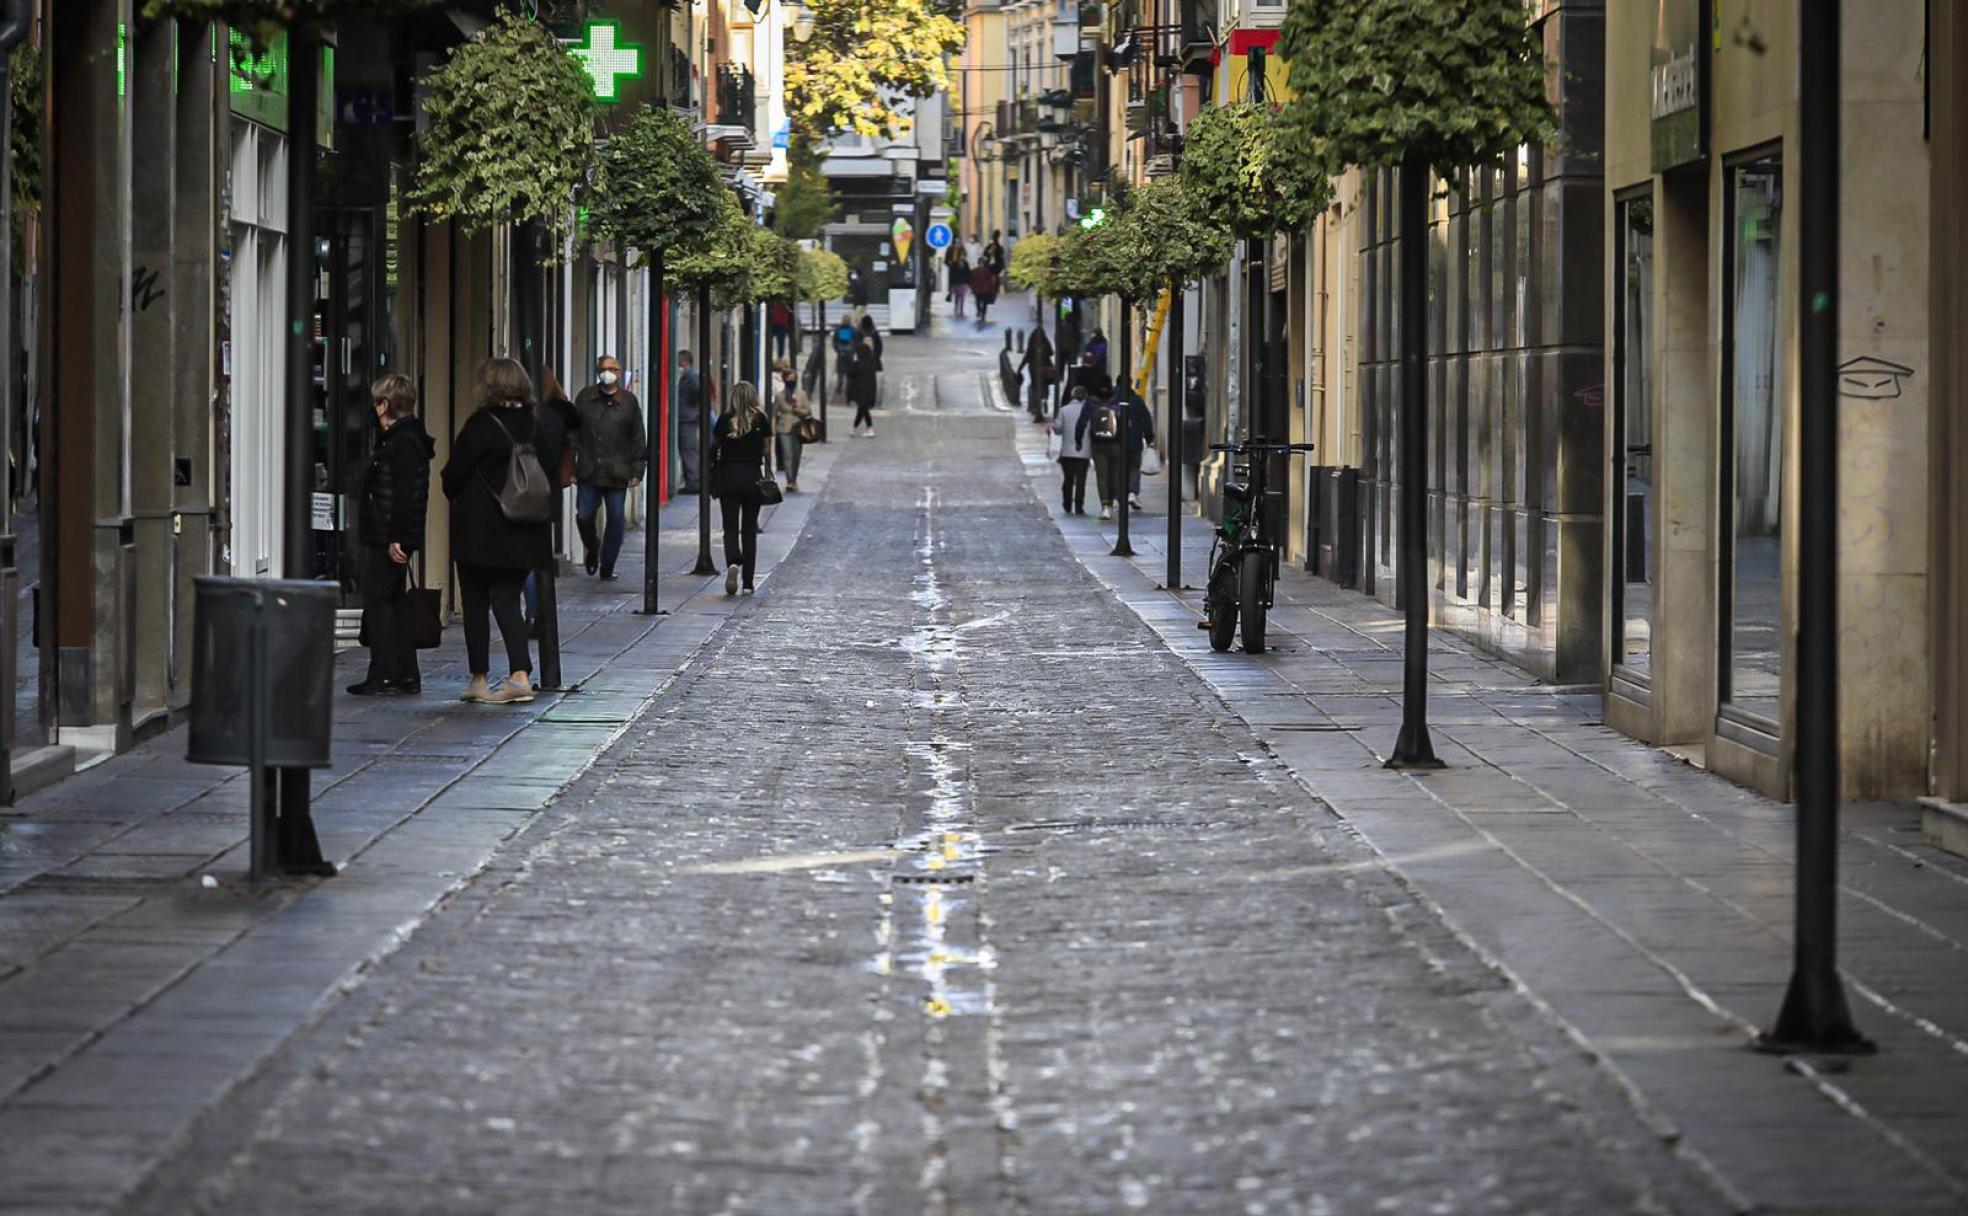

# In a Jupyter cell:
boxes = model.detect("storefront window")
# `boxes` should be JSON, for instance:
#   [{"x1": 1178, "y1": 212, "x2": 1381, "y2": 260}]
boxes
[
  {"x1": 1613, "y1": 191, "x2": 1654, "y2": 675},
  {"x1": 1722, "y1": 154, "x2": 1784, "y2": 723}
]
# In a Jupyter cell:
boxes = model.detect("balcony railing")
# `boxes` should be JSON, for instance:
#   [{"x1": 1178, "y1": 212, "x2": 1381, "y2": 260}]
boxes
[{"x1": 715, "y1": 64, "x2": 755, "y2": 136}]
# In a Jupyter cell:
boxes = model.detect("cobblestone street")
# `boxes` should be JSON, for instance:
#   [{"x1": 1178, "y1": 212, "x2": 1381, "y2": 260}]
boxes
[
  {"x1": 103, "y1": 336, "x2": 1706, "y2": 1214},
  {"x1": 4, "y1": 315, "x2": 1966, "y2": 1213}
]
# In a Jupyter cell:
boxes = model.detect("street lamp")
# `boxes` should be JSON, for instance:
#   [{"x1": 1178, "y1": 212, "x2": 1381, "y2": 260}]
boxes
[{"x1": 788, "y1": 2, "x2": 816, "y2": 43}]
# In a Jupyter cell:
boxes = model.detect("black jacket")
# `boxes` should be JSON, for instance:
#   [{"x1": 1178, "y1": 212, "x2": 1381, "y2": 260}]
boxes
[
  {"x1": 846, "y1": 348, "x2": 880, "y2": 407},
  {"x1": 572, "y1": 385, "x2": 648, "y2": 489},
  {"x1": 357, "y1": 416, "x2": 434, "y2": 552},
  {"x1": 442, "y1": 406, "x2": 554, "y2": 572}
]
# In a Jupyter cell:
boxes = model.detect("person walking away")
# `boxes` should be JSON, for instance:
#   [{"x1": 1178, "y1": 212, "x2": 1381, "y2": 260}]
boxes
[
  {"x1": 572, "y1": 353, "x2": 647, "y2": 582},
  {"x1": 443, "y1": 357, "x2": 553, "y2": 704},
  {"x1": 970, "y1": 263, "x2": 999, "y2": 325},
  {"x1": 847, "y1": 267, "x2": 870, "y2": 318},
  {"x1": 1078, "y1": 383, "x2": 1124, "y2": 520},
  {"x1": 982, "y1": 230, "x2": 1007, "y2": 275},
  {"x1": 1018, "y1": 325, "x2": 1055, "y2": 422},
  {"x1": 772, "y1": 358, "x2": 812, "y2": 491},
  {"x1": 1118, "y1": 382, "x2": 1157, "y2": 510},
  {"x1": 767, "y1": 298, "x2": 794, "y2": 359},
  {"x1": 846, "y1": 336, "x2": 880, "y2": 437},
  {"x1": 858, "y1": 314, "x2": 885, "y2": 409},
  {"x1": 712, "y1": 381, "x2": 772, "y2": 595},
  {"x1": 675, "y1": 350, "x2": 704, "y2": 495},
  {"x1": 523, "y1": 366, "x2": 582, "y2": 633},
  {"x1": 1053, "y1": 386, "x2": 1094, "y2": 515},
  {"x1": 832, "y1": 316, "x2": 858, "y2": 399},
  {"x1": 947, "y1": 245, "x2": 971, "y2": 318},
  {"x1": 349, "y1": 373, "x2": 433, "y2": 696}
]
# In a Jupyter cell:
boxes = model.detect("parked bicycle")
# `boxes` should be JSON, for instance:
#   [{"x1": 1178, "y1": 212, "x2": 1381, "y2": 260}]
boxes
[{"x1": 1200, "y1": 437, "x2": 1317, "y2": 654}]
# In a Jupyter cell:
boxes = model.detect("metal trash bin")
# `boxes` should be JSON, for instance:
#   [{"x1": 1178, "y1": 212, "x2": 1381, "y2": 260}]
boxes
[{"x1": 187, "y1": 577, "x2": 335, "y2": 770}]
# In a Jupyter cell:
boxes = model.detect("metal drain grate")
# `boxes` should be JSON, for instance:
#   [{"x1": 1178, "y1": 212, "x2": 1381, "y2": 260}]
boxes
[
  {"x1": 892, "y1": 873, "x2": 976, "y2": 885},
  {"x1": 1007, "y1": 818, "x2": 1198, "y2": 834}
]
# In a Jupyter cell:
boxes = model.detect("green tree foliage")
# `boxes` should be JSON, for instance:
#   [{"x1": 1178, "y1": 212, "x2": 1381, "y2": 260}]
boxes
[
  {"x1": 1005, "y1": 232, "x2": 1063, "y2": 296},
  {"x1": 411, "y1": 11, "x2": 595, "y2": 244},
  {"x1": 11, "y1": 44, "x2": 40, "y2": 238},
  {"x1": 786, "y1": 0, "x2": 965, "y2": 138},
  {"x1": 1053, "y1": 208, "x2": 1134, "y2": 301},
  {"x1": 141, "y1": 0, "x2": 437, "y2": 47},
  {"x1": 588, "y1": 106, "x2": 725, "y2": 265},
  {"x1": 772, "y1": 135, "x2": 834, "y2": 241},
  {"x1": 1108, "y1": 178, "x2": 1231, "y2": 299},
  {"x1": 1278, "y1": 0, "x2": 1557, "y2": 177},
  {"x1": 672, "y1": 194, "x2": 785, "y2": 310},
  {"x1": 1178, "y1": 102, "x2": 1330, "y2": 240},
  {"x1": 796, "y1": 247, "x2": 850, "y2": 302}
]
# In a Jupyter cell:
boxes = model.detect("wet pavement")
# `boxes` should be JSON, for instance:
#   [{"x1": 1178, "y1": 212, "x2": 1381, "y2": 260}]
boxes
[{"x1": 109, "y1": 332, "x2": 1715, "y2": 1214}]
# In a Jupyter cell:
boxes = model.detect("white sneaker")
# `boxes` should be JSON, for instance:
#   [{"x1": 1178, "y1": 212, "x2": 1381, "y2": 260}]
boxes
[
  {"x1": 1129, "y1": 496, "x2": 1143, "y2": 510},
  {"x1": 1100, "y1": 505, "x2": 1112, "y2": 521},
  {"x1": 725, "y1": 566, "x2": 740, "y2": 595},
  {"x1": 865, "y1": 428, "x2": 876, "y2": 437}
]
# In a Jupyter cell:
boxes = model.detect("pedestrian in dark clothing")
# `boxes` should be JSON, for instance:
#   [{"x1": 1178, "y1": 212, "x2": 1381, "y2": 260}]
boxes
[
  {"x1": 858, "y1": 315, "x2": 885, "y2": 408},
  {"x1": 1085, "y1": 328, "x2": 1110, "y2": 377},
  {"x1": 349, "y1": 373, "x2": 433, "y2": 696},
  {"x1": 1116, "y1": 385, "x2": 1157, "y2": 507},
  {"x1": 1018, "y1": 326, "x2": 1055, "y2": 421},
  {"x1": 523, "y1": 366, "x2": 581, "y2": 631},
  {"x1": 711, "y1": 381, "x2": 772, "y2": 595},
  {"x1": 1078, "y1": 384, "x2": 1126, "y2": 519},
  {"x1": 831, "y1": 319, "x2": 857, "y2": 399},
  {"x1": 947, "y1": 246, "x2": 972, "y2": 317},
  {"x1": 970, "y1": 265, "x2": 1000, "y2": 323},
  {"x1": 846, "y1": 337, "x2": 880, "y2": 436},
  {"x1": 848, "y1": 268, "x2": 870, "y2": 311},
  {"x1": 1065, "y1": 351, "x2": 1111, "y2": 404},
  {"x1": 443, "y1": 357, "x2": 553, "y2": 705},
  {"x1": 572, "y1": 353, "x2": 647, "y2": 581},
  {"x1": 676, "y1": 350, "x2": 705, "y2": 494},
  {"x1": 982, "y1": 230, "x2": 1007, "y2": 274}
]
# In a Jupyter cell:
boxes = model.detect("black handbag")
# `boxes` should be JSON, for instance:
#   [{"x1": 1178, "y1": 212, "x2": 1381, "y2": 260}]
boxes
[
  {"x1": 755, "y1": 474, "x2": 784, "y2": 506},
  {"x1": 407, "y1": 564, "x2": 444, "y2": 649}
]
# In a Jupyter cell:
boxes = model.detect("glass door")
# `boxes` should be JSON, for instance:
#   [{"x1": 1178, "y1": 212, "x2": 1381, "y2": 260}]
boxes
[
  {"x1": 311, "y1": 207, "x2": 384, "y2": 597},
  {"x1": 1719, "y1": 152, "x2": 1785, "y2": 725},
  {"x1": 1611, "y1": 190, "x2": 1655, "y2": 678}
]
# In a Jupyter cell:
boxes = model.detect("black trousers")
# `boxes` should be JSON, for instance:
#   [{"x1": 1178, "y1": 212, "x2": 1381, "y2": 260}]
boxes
[
  {"x1": 359, "y1": 546, "x2": 420, "y2": 688},
  {"x1": 720, "y1": 494, "x2": 762, "y2": 587},
  {"x1": 457, "y1": 564, "x2": 531, "y2": 677},
  {"x1": 1058, "y1": 457, "x2": 1090, "y2": 512},
  {"x1": 852, "y1": 401, "x2": 875, "y2": 429}
]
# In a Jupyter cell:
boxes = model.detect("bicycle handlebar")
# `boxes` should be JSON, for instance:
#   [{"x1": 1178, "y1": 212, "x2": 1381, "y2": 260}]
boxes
[{"x1": 1208, "y1": 441, "x2": 1319, "y2": 454}]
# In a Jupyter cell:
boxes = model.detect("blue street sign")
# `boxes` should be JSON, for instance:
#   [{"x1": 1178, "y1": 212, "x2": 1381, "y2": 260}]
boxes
[{"x1": 925, "y1": 223, "x2": 954, "y2": 251}]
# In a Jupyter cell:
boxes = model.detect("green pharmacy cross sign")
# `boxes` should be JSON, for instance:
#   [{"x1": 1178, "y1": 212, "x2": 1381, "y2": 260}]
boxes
[{"x1": 568, "y1": 21, "x2": 643, "y2": 102}]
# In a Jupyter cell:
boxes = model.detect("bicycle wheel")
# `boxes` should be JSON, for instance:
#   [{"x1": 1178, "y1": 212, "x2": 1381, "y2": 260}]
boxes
[
  {"x1": 1239, "y1": 552, "x2": 1269, "y2": 654},
  {"x1": 1207, "y1": 560, "x2": 1239, "y2": 653}
]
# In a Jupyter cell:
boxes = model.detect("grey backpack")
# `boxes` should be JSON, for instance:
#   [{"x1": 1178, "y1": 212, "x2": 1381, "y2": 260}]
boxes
[{"x1": 483, "y1": 410, "x2": 554, "y2": 525}]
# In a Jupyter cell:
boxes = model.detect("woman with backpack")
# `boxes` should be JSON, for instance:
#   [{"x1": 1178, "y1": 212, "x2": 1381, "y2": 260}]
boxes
[
  {"x1": 442, "y1": 357, "x2": 553, "y2": 705},
  {"x1": 712, "y1": 381, "x2": 773, "y2": 595}
]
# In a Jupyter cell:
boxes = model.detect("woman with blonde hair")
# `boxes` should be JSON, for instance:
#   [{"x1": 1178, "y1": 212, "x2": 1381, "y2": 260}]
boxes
[
  {"x1": 441, "y1": 357, "x2": 553, "y2": 703},
  {"x1": 710, "y1": 380, "x2": 772, "y2": 595}
]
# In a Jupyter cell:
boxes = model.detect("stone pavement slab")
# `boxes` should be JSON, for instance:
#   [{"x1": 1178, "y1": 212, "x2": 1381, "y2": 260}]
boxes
[
  {"x1": 0, "y1": 443, "x2": 839, "y2": 1213},
  {"x1": 1014, "y1": 410, "x2": 1968, "y2": 1213}
]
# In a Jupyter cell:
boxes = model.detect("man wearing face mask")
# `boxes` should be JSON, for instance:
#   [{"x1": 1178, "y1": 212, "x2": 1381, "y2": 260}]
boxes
[{"x1": 572, "y1": 354, "x2": 647, "y2": 582}]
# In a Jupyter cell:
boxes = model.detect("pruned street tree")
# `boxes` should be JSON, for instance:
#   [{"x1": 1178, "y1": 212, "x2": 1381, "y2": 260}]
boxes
[{"x1": 1279, "y1": 0, "x2": 1556, "y2": 769}]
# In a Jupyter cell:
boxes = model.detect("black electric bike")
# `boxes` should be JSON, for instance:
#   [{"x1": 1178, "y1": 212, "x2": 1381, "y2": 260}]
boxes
[{"x1": 1200, "y1": 438, "x2": 1317, "y2": 654}]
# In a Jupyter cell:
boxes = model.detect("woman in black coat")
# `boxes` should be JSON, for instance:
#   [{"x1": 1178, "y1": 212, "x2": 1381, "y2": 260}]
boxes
[
  {"x1": 846, "y1": 337, "x2": 881, "y2": 437},
  {"x1": 349, "y1": 373, "x2": 434, "y2": 696},
  {"x1": 442, "y1": 357, "x2": 553, "y2": 705}
]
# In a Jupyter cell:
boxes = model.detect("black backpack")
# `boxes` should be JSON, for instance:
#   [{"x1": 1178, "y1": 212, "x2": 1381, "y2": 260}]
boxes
[
  {"x1": 1088, "y1": 401, "x2": 1120, "y2": 442},
  {"x1": 481, "y1": 410, "x2": 554, "y2": 525}
]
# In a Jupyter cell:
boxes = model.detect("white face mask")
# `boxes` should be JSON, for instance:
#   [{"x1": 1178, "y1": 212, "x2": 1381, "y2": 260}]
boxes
[{"x1": 599, "y1": 370, "x2": 620, "y2": 388}]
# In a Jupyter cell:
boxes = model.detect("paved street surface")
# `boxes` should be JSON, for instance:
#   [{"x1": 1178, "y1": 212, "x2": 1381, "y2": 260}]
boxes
[{"x1": 0, "y1": 300, "x2": 1964, "y2": 1214}]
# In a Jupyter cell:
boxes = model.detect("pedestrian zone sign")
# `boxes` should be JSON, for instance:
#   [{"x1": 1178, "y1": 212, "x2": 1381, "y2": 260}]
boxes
[{"x1": 926, "y1": 223, "x2": 954, "y2": 251}]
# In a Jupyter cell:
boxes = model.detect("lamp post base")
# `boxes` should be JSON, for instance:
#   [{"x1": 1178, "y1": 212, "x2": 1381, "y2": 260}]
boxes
[
  {"x1": 1756, "y1": 970, "x2": 1876, "y2": 1056},
  {"x1": 1385, "y1": 723, "x2": 1444, "y2": 770}
]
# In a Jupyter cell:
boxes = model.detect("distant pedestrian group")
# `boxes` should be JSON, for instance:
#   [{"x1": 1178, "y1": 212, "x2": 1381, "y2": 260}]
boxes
[{"x1": 1050, "y1": 377, "x2": 1157, "y2": 522}]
